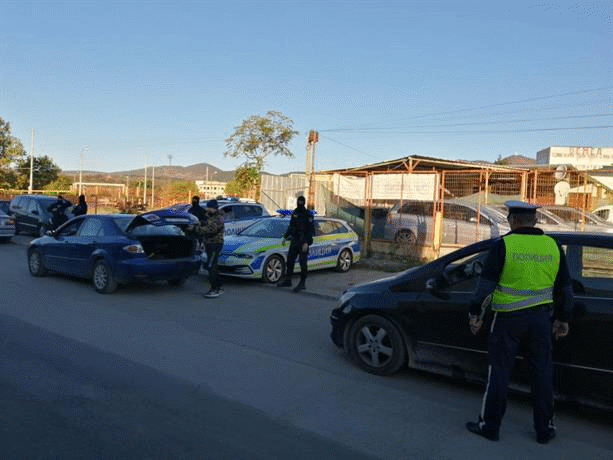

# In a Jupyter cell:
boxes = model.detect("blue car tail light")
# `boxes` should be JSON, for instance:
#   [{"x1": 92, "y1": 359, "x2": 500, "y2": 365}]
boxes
[{"x1": 123, "y1": 244, "x2": 145, "y2": 254}]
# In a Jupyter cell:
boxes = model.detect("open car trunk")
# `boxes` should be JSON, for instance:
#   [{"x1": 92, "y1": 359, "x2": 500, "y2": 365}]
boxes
[
  {"x1": 125, "y1": 210, "x2": 199, "y2": 259},
  {"x1": 137, "y1": 236, "x2": 195, "y2": 259}
]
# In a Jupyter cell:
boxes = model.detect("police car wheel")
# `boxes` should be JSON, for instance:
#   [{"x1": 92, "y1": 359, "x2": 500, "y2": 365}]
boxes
[
  {"x1": 336, "y1": 249, "x2": 352, "y2": 272},
  {"x1": 263, "y1": 255, "x2": 285, "y2": 283},
  {"x1": 394, "y1": 229, "x2": 416, "y2": 245},
  {"x1": 28, "y1": 248, "x2": 47, "y2": 277},
  {"x1": 348, "y1": 314, "x2": 406, "y2": 376},
  {"x1": 92, "y1": 259, "x2": 118, "y2": 294}
]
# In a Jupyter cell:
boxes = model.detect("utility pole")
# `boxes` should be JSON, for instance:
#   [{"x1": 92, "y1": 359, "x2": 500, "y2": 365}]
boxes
[
  {"x1": 79, "y1": 147, "x2": 88, "y2": 196},
  {"x1": 143, "y1": 157, "x2": 148, "y2": 206},
  {"x1": 306, "y1": 130, "x2": 318, "y2": 210},
  {"x1": 28, "y1": 129, "x2": 35, "y2": 194},
  {"x1": 151, "y1": 163, "x2": 155, "y2": 208}
]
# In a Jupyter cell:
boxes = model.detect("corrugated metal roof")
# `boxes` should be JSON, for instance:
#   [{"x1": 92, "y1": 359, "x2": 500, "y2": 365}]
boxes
[{"x1": 318, "y1": 155, "x2": 528, "y2": 174}]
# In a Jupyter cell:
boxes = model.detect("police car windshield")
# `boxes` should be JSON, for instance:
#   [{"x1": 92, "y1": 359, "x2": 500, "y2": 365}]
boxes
[{"x1": 239, "y1": 218, "x2": 288, "y2": 238}]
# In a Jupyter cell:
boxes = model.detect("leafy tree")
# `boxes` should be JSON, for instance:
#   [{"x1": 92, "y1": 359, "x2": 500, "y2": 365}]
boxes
[
  {"x1": 0, "y1": 117, "x2": 26, "y2": 167},
  {"x1": 224, "y1": 111, "x2": 299, "y2": 171},
  {"x1": 0, "y1": 117, "x2": 26, "y2": 187},
  {"x1": 44, "y1": 175, "x2": 73, "y2": 191},
  {"x1": 224, "y1": 165, "x2": 260, "y2": 199},
  {"x1": 15, "y1": 155, "x2": 61, "y2": 190},
  {"x1": 160, "y1": 180, "x2": 196, "y2": 204}
]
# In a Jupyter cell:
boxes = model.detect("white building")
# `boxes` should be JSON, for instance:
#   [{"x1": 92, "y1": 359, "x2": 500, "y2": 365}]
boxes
[
  {"x1": 195, "y1": 180, "x2": 227, "y2": 199},
  {"x1": 537, "y1": 146, "x2": 613, "y2": 170}
]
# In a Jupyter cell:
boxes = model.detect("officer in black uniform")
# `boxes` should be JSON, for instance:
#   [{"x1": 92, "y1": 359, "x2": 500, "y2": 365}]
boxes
[
  {"x1": 188, "y1": 195, "x2": 208, "y2": 262},
  {"x1": 466, "y1": 201, "x2": 573, "y2": 444},
  {"x1": 47, "y1": 195, "x2": 71, "y2": 230},
  {"x1": 277, "y1": 196, "x2": 315, "y2": 292},
  {"x1": 188, "y1": 195, "x2": 207, "y2": 223}
]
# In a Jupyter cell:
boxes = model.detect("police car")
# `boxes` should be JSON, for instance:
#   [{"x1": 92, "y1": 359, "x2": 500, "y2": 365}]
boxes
[
  {"x1": 218, "y1": 211, "x2": 361, "y2": 283},
  {"x1": 167, "y1": 197, "x2": 270, "y2": 236}
]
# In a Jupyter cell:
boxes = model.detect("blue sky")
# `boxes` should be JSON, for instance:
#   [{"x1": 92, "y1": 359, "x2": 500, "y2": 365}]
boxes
[{"x1": 1, "y1": 0, "x2": 612, "y2": 176}]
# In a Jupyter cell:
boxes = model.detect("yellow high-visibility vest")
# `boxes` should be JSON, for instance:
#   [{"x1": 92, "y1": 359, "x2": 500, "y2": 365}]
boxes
[{"x1": 491, "y1": 233, "x2": 560, "y2": 312}]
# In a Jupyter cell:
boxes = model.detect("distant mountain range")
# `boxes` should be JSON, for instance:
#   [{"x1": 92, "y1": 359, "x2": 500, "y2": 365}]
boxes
[
  {"x1": 63, "y1": 155, "x2": 536, "y2": 183},
  {"x1": 64, "y1": 163, "x2": 236, "y2": 182}
]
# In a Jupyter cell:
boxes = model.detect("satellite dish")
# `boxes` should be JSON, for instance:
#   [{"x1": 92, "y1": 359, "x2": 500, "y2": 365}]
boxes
[{"x1": 554, "y1": 165, "x2": 567, "y2": 181}]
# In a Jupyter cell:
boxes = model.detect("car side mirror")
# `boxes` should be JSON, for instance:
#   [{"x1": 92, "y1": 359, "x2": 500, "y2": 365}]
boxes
[{"x1": 425, "y1": 277, "x2": 450, "y2": 300}]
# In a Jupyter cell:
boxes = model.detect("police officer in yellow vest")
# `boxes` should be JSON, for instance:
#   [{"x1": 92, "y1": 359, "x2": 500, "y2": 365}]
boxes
[{"x1": 466, "y1": 201, "x2": 573, "y2": 444}]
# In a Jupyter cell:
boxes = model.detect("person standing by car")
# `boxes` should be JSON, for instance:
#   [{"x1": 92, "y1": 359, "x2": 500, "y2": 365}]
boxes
[
  {"x1": 47, "y1": 195, "x2": 71, "y2": 230},
  {"x1": 72, "y1": 194, "x2": 88, "y2": 216},
  {"x1": 188, "y1": 195, "x2": 208, "y2": 253},
  {"x1": 466, "y1": 201, "x2": 573, "y2": 444},
  {"x1": 200, "y1": 199, "x2": 225, "y2": 298},
  {"x1": 277, "y1": 195, "x2": 315, "y2": 292},
  {"x1": 188, "y1": 195, "x2": 207, "y2": 223}
]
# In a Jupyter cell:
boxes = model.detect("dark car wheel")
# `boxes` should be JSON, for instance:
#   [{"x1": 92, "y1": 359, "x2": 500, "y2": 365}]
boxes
[
  {"x1": 92, "y1": 259, "x2": 118, "y2": 294},
  {"x1": 263, "y1": 255, "x2": 284, "y2": 283},
  {"x1": 28, "y1": 248, "x2": 47, "y2": 277},
  {"x1": 348, "y1": 314, "x2": 406, "y2": 376},
  {"x1": 394, "y1": 229, "x2": 416, "y2": 245},
  {"x1": 336, "y1": 248, "x2": 353, "y2": 272}
]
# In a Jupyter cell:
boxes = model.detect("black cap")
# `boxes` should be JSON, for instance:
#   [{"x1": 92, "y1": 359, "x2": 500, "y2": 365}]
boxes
[
  {"x1": 206, "y1": 199, "x2": 218, "y2": 209},
  {"x1": 504, "y1": 200, "x2": 539, "y2": 216}
]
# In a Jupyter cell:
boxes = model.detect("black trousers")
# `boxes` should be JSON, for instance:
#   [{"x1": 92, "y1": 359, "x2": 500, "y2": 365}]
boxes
[
  {"x1": 205, "y1": 243, "x2": 222, "y2": 290},
  {"x1": 286, "y1": 241, "x2": 309, "y2": 279},
  {"x1": 479, "y1": 306, "x2": 554, "y2": 437}
]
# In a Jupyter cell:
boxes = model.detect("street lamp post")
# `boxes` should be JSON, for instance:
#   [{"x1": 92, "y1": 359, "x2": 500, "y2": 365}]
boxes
[{"x1": 79, "y1": 147, "x2": 88, "y2": 196}]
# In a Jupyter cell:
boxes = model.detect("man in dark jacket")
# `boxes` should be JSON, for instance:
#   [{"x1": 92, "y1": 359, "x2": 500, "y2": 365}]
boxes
[
  {"x1": 466, "y1": 201, "x2": 573, "y2": 444},
  {"x1": 188, "y1": 195, "x2": 207, "y2": 253},
  {"x1": 200, "y1": 199, "x2": 225, "y2": 298},
  {"x1": 277, "y1": 196, "x2": 315, "y2": 292},
  {"x1": 188, "y1": 196, "x2": 207, "y2": 223},
  {"x1": 47, "y1": 195, "x2": 71, "y2": 229},
  {"x1": 72, "y1": 194, "x2": 88, "y2": 216}
]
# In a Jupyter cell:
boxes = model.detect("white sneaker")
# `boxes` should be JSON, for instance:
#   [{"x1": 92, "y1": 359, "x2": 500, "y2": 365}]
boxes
[{"x1": 203, "y1": 289, "x2": 220, "y2": 298}]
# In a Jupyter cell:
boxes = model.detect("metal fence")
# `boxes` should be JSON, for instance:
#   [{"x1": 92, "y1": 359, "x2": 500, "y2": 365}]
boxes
[{"x1": 312, "y1": 167, "x2": 613, "y2": 260}]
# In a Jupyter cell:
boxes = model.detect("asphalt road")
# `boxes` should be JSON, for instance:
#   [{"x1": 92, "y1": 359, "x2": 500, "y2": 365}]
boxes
[{"x1": 0, "y1": 238, "x2": 611, "y2": 460}]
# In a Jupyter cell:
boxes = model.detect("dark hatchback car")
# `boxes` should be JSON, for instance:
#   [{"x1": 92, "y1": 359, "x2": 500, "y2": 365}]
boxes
[
  {"x1": 330, "y1": 232, "x2": 613, "y2": 409},
  {"x1": 27, "y1": 210, "x2": 201, "y2": 293}
]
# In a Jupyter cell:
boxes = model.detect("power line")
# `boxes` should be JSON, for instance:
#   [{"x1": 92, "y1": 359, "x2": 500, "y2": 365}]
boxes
[
  {"x1": 320, "y1": 85, "x2": 613, "y2": 132},
  {"x1": 352, "y1": 125, "x2": 613, "y2": 136},
  {"x1": 327, "y1": 113, "x2": 613, "y2": 133},
  {"x1": 318, "y1": 135, "x2": 378, "y2": 159}
]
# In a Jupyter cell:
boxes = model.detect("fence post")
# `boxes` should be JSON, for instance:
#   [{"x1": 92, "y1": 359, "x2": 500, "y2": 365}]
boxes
[{"x1": 364, "y1": 173, "x2": 373, "y2": 258}]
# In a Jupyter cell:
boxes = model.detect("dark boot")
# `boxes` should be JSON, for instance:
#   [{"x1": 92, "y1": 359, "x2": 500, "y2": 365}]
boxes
[
  {"x1": 277, "y1": 276, "x2": 292, "y2": 287},
  {"x1": 292, "y1": 278, "x2": 306, "y2": 292}
]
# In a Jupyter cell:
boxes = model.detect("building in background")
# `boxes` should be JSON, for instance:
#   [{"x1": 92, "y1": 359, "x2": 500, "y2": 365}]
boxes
[
  {"x1": 195, "y1": 180, "x2": 226, "y2": 199},
  {"x1": 537, "y1": 146, "x2": 613, "y2": 170}
]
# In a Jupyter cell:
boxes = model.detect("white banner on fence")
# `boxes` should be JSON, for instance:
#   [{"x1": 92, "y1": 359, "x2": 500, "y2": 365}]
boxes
[
  {"x1": 332, "y1": 173, "x2": 436, "y2": 200},
  {"x1": 372, "y1": 174, "x2": 436, "y2": 200}
]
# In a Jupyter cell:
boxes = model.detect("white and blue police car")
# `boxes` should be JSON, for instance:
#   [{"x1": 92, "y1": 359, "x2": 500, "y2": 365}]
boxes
[{"x1": 217, "y1": 211, "x2": 361, "y2": 283}]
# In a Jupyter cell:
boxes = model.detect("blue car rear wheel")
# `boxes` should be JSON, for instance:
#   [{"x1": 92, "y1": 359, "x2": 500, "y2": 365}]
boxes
[{"x1": 92, "y1": 259, "x2": 118, "y2": 294}]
